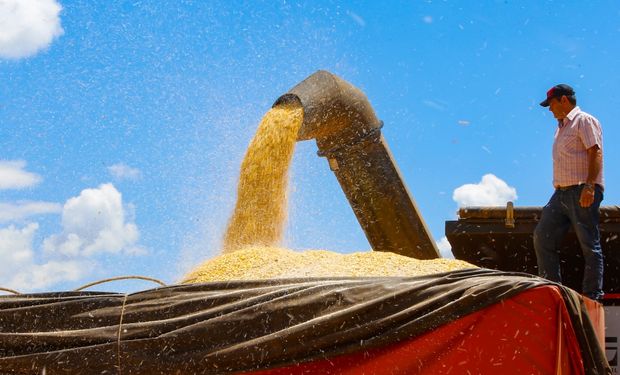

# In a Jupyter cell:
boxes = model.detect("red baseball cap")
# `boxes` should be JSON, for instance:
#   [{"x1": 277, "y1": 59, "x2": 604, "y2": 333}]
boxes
[{"x1": 540, "y1": 84, "x2": 575, "y2": 107}]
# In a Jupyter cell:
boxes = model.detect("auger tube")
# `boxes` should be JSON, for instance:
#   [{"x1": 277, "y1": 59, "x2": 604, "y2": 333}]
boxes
[{"x1": 273, "y1": 71, "x2": 440, "y2": 259}]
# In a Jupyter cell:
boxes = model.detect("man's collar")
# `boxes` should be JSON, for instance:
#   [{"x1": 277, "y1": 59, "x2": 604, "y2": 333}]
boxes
[{"x1": 565, "y1": 106, "x2": 581, "y2": 121}]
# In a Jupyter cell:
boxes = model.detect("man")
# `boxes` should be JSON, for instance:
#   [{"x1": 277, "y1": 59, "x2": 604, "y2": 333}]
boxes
[{"x1": 533, "y1": 84, "x2": 604, "y2": 300}]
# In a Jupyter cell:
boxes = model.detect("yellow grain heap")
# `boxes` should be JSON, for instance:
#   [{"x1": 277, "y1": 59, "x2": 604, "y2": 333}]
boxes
[
  {"x1": 221, "y1": 103, "x2": 303, "y2": 253},
  {"x1": 182, "y1": 246, "x2": 475, "y2": 283}
]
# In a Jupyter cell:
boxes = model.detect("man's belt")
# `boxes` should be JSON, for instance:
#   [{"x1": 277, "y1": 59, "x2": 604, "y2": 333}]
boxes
[
  {"x1": 555, "y1": 183, "x2": 600, "y2": 191},
  {"x1": 555, "y1": 184, "x2": 580, "y2": 191}
]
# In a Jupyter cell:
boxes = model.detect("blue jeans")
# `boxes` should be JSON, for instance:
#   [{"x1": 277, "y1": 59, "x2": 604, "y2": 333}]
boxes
[{"x1": 533, "y1": 185, "x2": 604, "y2": 300}]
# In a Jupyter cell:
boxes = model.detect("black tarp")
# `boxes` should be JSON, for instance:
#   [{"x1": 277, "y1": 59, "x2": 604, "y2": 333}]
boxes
[{"x1": 0, "y1": 269, "x2": 611, "y2": 374}]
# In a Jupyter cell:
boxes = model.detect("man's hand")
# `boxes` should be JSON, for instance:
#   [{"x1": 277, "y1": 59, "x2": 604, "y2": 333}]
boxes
[{"x1": 580, "y1": 185, "x2": 595, "y2": 207}]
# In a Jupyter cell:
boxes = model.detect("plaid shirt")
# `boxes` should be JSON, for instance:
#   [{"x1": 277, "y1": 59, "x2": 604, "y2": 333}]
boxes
[{"x1": 552, "y1": 106, "x2": 604, "y2": 188}]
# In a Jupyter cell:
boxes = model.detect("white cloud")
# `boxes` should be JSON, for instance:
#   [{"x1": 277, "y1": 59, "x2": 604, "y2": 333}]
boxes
[
  {"x1": 0, "y1": 0, "x2": 64, "y2": 59},
  {"x1": 436, "y1": 236, "x2": 454, "y2": 259},
  {"x1": 108, "y1": 163, "x2": 142, "y2": 181},
  {"x1": 0, "y1": 223, "x2": 92, "y2": 291},
  {"x1": 0, "y1": 223, "x2": 38, "y2": 274},
  {"x1": 0, "y1": 160, "x2": 42, "y2": 189},
  {"x1": 0, "y1": 183, "x2": 147, "y2": 292},
  {"x1": 43, "y1": 183, "x2": 143, "y2": 257},
  {"x1": 10, "y1": 260, "x2": 90, "y2": 291},
  {"x1": 453, "y1": 174, "x2": 517, "y2": 207},
  {"x1": 0, "y1": 201, "x2": 62, "y2": 223}
]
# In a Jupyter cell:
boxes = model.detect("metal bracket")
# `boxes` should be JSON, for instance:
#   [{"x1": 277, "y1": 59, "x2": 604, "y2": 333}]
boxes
[{"x1": 505, "y1": 201, "x2": 515, "y2": 228}]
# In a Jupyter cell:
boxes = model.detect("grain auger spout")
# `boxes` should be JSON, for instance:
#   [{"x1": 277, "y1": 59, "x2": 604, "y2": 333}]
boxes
[{"x1": 273, "y1": 70, "x2": 440, "y2": 259}]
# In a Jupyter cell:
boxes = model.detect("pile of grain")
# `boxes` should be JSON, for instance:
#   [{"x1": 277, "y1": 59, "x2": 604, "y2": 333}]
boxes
[{"x1": 182, "y1": 246, "x2": 475, "y2": 283}]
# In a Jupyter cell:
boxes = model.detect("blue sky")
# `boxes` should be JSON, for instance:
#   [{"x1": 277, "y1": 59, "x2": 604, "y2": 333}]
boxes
[{"x1": 1, "y1": 0, "x2": 619, "y2": 293}]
